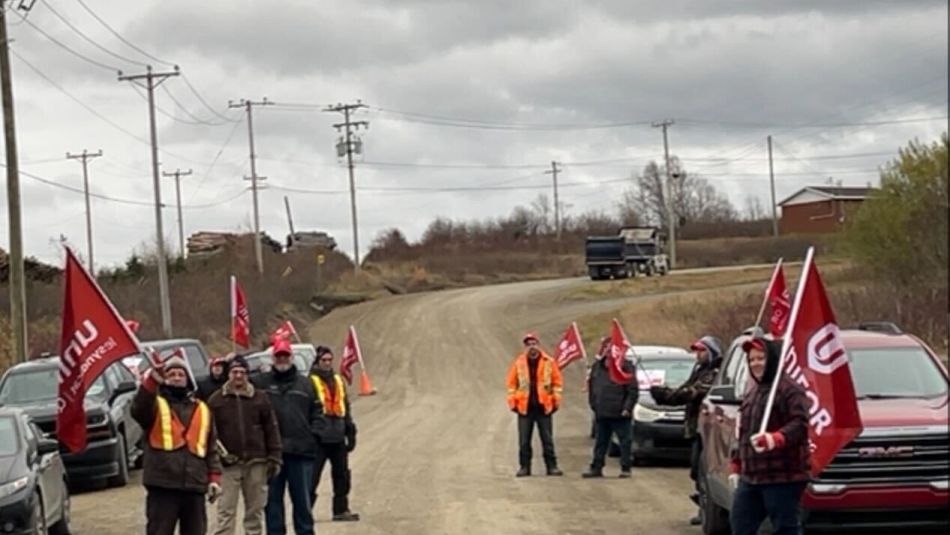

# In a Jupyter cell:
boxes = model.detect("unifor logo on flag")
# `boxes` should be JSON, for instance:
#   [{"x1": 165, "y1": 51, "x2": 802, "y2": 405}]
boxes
[
  {"x1": 766, "y1": 260, "x2": 791, "y2": 337},
  {"x1": 340, "y1": 326, "x2": 362, "y2": 385},
  {"x1": 230, "y1": 275, "x2": 250, "y2": 348},
  {"x1": 271, "y1": 320, "x2": 298, "y2": 343},
  {"x1": 607, "y1": 319, "x2": 635, "y2": 385},
  {"x1": 58, "y1": 247, "x2": 141, "y2": 453},
  {"x1": 555, "y1": 322, "x2": 587, "y2": 369},
  {"x1": 775, "y1": 247, "x2": 863, "y2": 477}
]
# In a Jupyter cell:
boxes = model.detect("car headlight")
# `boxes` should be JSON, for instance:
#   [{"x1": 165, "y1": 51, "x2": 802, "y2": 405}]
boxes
[
  {"x1": 0, "y1": 476, "x2": 29, "y2": 499},
  {"x1": 633, "y1": 403, "x2": 667, "y2": 422}
]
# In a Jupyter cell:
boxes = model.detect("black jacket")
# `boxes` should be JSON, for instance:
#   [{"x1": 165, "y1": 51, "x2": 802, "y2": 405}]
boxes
[
  {"x1": 588, "y1": 358, "x2": 638, "y2": 419},
  {"x1": 252, "y1": 366, "x2": 322, "y2": 458},
  {"x1": 197, "y1": 374, "x2": 226, "y2": 401},
  {"x1": 652, "y1": 356, "x2": 722, "y2": 438}
]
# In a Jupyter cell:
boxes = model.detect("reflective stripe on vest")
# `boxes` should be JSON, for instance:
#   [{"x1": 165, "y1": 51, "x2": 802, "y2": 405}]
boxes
[
  {"x1": 149, "y1": 397, "x2": 211, "y2": 458},
  {"x1": 311, "y1": 374, "x2": 347, "y2": 417},
  {"x1": 517, "y1": 358, "x2": 553, "y2": 392}
]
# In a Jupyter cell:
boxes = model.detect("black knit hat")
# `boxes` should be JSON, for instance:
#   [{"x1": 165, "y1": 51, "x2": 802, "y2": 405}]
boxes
[
  {"x1": 315, "y1": 345, "x2": 333, "y2": 358},
  {"x1": 228, "y1": 354, "x2": 249, "y2": 373}
]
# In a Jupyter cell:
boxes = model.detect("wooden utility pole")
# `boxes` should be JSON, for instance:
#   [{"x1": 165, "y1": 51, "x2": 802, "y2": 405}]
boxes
[
  {"x1": 325, "y1": 101, "x2": 368, "y2": 272},
  {"x1": 652, "y1": 119, "x2": 677, "y2": 269},
  {"x1": 284, "y1": 196, "x2": 296, "y2": 248},
  {"x1": 66, "y1": 149, "x2": 103, "y2": 273},
  {"x1": 768, "y1": 135, "x2": 779, "y2": 237},
  {"x1": 1, "y1": 1, "x2": 31, "y2": 361},
  {"x1": 119, "y1": 66, "x2": 180, "y2": 337},
  {"x1": 229, "y1": 98, "x2": 272, "y2": 275},
  {"x1": 544, "y1": 161, "x2": 563, "y2": 241},
  {"x1": 163, "y1": 168, "x2": 193, "y2": 259}
]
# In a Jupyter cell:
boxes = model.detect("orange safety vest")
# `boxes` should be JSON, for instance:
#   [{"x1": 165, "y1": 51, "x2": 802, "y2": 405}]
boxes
[
  {"x1": 148, "y1": 396, "x2": 211, "y2": 458},
  {"x1": 311, "y1": 374, "x2": 347, "y2": 417},
  {"x1": 506, "y1": 352, "x2": 563, "y2": 416}
]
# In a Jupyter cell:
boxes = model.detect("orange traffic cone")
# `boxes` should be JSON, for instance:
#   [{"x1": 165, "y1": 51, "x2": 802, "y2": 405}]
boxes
[{"x1": 359, "y1": 369, "x2": 377, "y2": 396}]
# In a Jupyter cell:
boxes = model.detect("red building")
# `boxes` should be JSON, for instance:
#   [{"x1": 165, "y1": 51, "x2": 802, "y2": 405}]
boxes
[{"x1": 779, "y1": 186, "x2": 874, "y2": 234}]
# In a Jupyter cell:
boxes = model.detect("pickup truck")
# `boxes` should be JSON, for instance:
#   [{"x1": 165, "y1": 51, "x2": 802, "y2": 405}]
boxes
[{"x1": 697, "y1": 324, "x2": 949, "y2": 533}]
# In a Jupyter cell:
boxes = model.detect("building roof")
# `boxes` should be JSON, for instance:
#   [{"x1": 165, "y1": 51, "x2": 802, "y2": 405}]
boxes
[{"x1": 778, "y1": 186, "x2": 875, "y2": 207}]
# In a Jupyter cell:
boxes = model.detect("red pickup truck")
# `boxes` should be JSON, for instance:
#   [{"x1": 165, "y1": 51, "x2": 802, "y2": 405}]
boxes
[{"x1": 697, "y1": 324, "x2": 949, "y2": 533}]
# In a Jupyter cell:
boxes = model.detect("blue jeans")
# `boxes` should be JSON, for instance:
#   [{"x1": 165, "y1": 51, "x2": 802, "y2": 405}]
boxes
[
  {"x1": 730, "y1": 480, "x2": 807, "y2": 535},
  {"x1": 265, "y1": 454, "x2": 315, "y2": 535}
]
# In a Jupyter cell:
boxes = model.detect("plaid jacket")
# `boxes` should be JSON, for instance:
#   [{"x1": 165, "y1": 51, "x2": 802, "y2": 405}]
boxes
[{"x1": 731, "y1": 376, "x2": 811, "y2": 484}]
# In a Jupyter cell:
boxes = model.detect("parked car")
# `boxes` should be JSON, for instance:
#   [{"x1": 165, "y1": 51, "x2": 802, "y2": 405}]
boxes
[
  {"x1": 0, "y1": 407, "x2": 71, "y2": 535},
  {"x1": 697, "y1": 324, "x2": 950, "y2": 534},
  {"x1": 125, "y1": 338, "x2": 212, "y2": 384},
  {"x1": 630, "y1": 346, "x2": 695, "y2": 464},
  {"x1": 245, "y1": 343, "x2": 317, "y2": 379},
  {"x1": 0, "y1": 357, "x2": 143, "y2": 489}
]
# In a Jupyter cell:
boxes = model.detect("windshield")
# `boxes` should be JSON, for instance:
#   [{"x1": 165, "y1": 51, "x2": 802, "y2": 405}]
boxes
[
  {"x1": 850, "y1": 348, "x2": 948, "y2": 398},
  {"x1": 0, "y1": 368, "x2": 107, "y2": 405},
  {"x1": 247, "y1": 351, "x2": 309, "y2": 372},
  {"x1": 638, "y1": 357, "x2": 695, "y2": 390},
  {"x1": 0, "y1": 417, "x2": 18, "y2": 456}
]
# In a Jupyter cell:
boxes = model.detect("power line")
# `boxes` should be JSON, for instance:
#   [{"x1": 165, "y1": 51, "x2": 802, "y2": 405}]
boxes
[
  {"x1": 17, "y1": 13, "x2": 119, "y2": 72},
  {"x1": 186, "y1": 117, "x2": 246, "y2": 203},
  {"x1": 72, "y1": 0, "x2": 176, "y2": 66},
  {"x1": 180, "y1": 73, "x2": 240, "y2": 123},
  {"x1": 37, "y1": 0, "x2": 147, "y2": 67},
  {"x1": 160, "y1": 85, "x2": 231, "y2": 126}
]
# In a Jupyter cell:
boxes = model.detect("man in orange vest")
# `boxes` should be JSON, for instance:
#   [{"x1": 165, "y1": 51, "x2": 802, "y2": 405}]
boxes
[
  {"x1": 308, "y1": 346, "x2": 360, "y2": 522},
  {"x1": 131, "y1": 351, "x2": 222, "y2": 535},
  {"x1": 506, "y1": 332, "x2": 564, "y2": 477}
]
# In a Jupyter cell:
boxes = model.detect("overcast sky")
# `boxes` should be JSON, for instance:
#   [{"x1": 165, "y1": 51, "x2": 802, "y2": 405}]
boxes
[{"x1": 5, "y1": 0, "x2": 948, "y2": 267}]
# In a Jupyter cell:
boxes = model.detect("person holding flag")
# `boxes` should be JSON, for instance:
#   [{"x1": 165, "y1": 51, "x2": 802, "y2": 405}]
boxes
[
  {"x1": 582, "y1": 337, "x2": 638, "y2": 479},
  {"x1": 650, "y1": 334, "x2": 722, "y2": 526},
  {"x1": 307, "y1": 346, "x2": 361, "y2": 522},
  {"x1": 728, "y1": 337, "x2": 811, "y2": 535},
  {"x1": 131, "y1": 351, "x2": 223, "y2": 535},
  {"x1": 506, "y1": 332, "x2": 564, "y2": 477}
]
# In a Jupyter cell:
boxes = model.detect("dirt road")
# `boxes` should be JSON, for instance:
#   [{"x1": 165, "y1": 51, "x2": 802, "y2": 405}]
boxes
[{"x1": 71, "y1": 276, "x2": 729, "y2": 534}]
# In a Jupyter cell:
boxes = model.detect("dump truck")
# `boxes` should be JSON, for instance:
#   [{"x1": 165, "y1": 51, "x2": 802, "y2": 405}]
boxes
[{"x1": 584, "y1": 226, "x2": 669, "y2": 281}]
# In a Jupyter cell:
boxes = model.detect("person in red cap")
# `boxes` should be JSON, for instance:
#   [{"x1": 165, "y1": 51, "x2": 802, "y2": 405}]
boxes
[
  {"x1": 506, "y1": 332, "x2": 564, "y2": 477},
  {"x1": 730, "y1": 336, "x2": 810, "y2": 535},
  {"x1": 198, "y1": 355, "x2": 229, "y2": 401},
  {"x1": 131, "y1": 351, "x2": 222, "y2": 535},
  {"x1": 651, "y1": 334, "x2": 722, "y2": 526}
]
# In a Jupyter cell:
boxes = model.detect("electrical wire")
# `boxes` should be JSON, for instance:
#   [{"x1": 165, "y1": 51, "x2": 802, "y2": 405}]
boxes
[
  {"x1": 18, "y1": 14, "x2": 120, "y2": 72},
  {"x1": 37, "y1": 0, "x2": 148, "y2": 67},
  {"x1": 72, "y1": 0, "x2": 177, "y2": 67},
  {"x1": 186, "y1": 119, "x2": 247, "y2": 204},
  {"x1": 160, "y1": 85, "x2": 231, "y2": 126},
  {"x1": 180, "y1": 74, "x2": 241, "y2": 123}
]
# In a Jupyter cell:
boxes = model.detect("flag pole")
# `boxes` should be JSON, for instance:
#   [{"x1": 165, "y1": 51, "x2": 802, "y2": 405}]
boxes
[
  {"x1": 753, "y1": 258, "x2": 784, "y2": 333},
  {"x1": 759, "y1": 248, "x2": 812, "y2": 434},
  {"x1": 229, "y1": 276, "x2": 236, "y2": 354}
]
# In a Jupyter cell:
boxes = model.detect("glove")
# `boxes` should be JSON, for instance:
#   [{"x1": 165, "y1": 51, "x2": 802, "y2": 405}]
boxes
[
  {"x1": 207, "y1": 482, "x2": 222, "y2": 503},
  {"x1": 728, "y1": 460, "x2": 741, "y2": 490},
  {"x1": 728, "y1": 474, "x2": 741, "y2": 490},
  {"x1": 346, "y1": 434, "x2": 357, "y2": 453},
  {"x1": 750, "y1": 432, "x2": 786, "y2": 453},
  {"x1": 266, "y1": 459, "x2": 281, "y2": 481},
  {"x1": 650, "y1": 385, "x2": 670, "y2": 403}
]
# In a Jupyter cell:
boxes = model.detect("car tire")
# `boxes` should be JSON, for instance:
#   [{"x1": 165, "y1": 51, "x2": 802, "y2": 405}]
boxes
[
  {"x1": 107, "y1": 434, "x2": 130, "y2": 488},
  {"x1": 133, "y1": 438, "x2": 145, "y2": 470},
  {"x1": 33, "y1": 493, "x2": 48, "y2": 535},
  {"x1": 49, "y1": 480, "x2": 70, "y2": 535},
  {"x1": 698, "y1": 457, "x2": 730, "y2": 535}
]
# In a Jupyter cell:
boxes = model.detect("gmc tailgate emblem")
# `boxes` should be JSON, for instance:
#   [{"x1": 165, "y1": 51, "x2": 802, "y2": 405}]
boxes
[{"x1": 857, "y1": 446, "x2": 915, "y2": 458}]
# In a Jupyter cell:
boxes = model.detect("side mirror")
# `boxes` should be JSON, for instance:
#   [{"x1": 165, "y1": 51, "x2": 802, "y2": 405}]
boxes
[
  {"x1": 37, "y1": 438, "x2": 59, "y2": 455},
  {"x1": 707, "y1": 384, "x2": 739, "y2": 405},
  {"x1": 112, "y1": 380, "x2": 137, "y2": 400}
]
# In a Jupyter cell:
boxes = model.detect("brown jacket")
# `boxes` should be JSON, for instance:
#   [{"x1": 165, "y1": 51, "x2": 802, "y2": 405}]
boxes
[
  {"x1": 207, "y1": 380, "x2": 282, "y2": 464},
  {"x1": 131, "y1": 377, "x2": 222, "y2": 493}
]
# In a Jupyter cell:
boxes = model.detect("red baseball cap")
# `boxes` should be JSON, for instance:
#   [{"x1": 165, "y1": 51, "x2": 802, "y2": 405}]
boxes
[
  {"x1": 522, "y1": 332, "x2": 539, "y2": 344},
  {"x1": 742, "y1": 338, "x2": 766, "y2": 353},
  {"x1": 689, "y1": 340, "x2": 707, "y2": 352},
  {"x1": 272, "y1": 339, "x2": 293, "y2": 356}
]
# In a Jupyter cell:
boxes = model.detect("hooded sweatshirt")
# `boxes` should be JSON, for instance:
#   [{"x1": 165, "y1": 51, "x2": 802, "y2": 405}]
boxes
[{"x1": 650, "y1": 335, "x2": 723, "y2": 438}]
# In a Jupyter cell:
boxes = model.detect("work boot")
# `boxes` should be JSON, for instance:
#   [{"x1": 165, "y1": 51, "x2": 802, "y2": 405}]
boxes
[
  {"x1": 516, "y1": 466, "x2": 530, "y2": 477},
  {"x1": 619, "y1": 468, "x2": 632, "y2": 478},
  {"x1": 689, "y1": 515, "x2": 702, "y2": 526},
  {"x1": 546, "y1": 466, "x2": 563, "y2": 477},
  {"x1": 689, "y1": 492, "x2": 700, "y2": 506},
  {"x1": 581, "y1": 468, "x2": 603, "y2": 478},
  {"x1": 333, "y1": 511, "x2": 361, "y2": 522}
]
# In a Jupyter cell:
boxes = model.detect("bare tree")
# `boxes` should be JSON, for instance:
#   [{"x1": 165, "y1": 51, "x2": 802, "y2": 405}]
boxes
[
  {"x1": 743, "y1": 195, "x2": 766, "y2": 221},
  {"x1": 631, "y1": 156, "x2": 737, "y2": 228}
]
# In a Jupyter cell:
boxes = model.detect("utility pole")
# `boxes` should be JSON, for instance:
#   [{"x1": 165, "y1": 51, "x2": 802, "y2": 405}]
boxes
[
  {"x1": 66, "y1": 149, "x2": 103, "y2": 273},
  {"x1": 324, "y1": 101, "x2": 368, "y2": 272},
  {"x1": 119, "y1": 65, "x2": 180, "y2": 337},
  {"x1": 162, "y1": 168, "x2": 192, "y2": 259},
  {"x1": 229, "y1": 98, "x2": 271, "y2": 275},
  {"x1": 283, "y1": 196, "x2": 296, "y2": 248},
  {"x1": 652, "y1": 119, "x2": 677, "y2": 269},
  {"x1": 767, "y1": 135, "x2": 779, "y2": 237},
  {"x1": 544, "y1": 161, "x2": 563, "y2": 241},
  {"x1": 2, "y1": 1, "x2": 32, "y2": 362}
]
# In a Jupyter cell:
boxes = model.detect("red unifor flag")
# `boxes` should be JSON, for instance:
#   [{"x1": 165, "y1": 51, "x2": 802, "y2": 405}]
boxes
[
  {"x1": 340, "y1": 326, "x2": 363, "y2": 385},
  {"x1": 231, "y1": 276, "x2": 250, "y2": 348},
  {"x1": 766, "y1": 260, "x2": 792, "y2": 337},
  {"x1": 271, "y1": 320, "x2": 298, "y2": 343},
  {"x1": 58, "y1": 247, "x2": 141, "y2": 453},
  {"x1": 555, "y1": 322, "x2": 587, "y2": 369},
  {"x1": 606, "y1": 319, "x2": 635, "y2": 385},
  {"x1": 764, "y1": 247, "x2": 863, "y2": 477}
]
